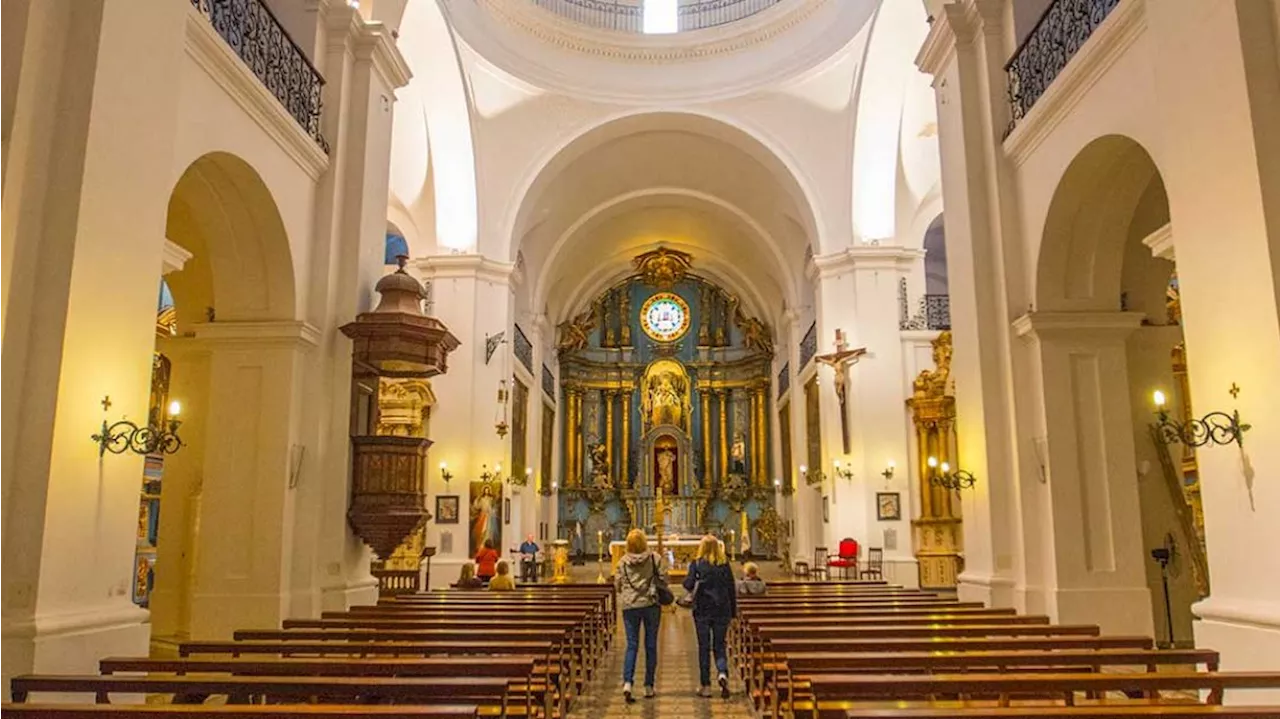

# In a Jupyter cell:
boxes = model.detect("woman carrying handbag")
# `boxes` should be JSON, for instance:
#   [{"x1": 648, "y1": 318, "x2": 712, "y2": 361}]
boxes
[
  {"x1": 682, "y1": 534, "x2": 737, "y2": 698},
  {"x1": 615, "y1": 529, "x2": 671, "y2": 703}
]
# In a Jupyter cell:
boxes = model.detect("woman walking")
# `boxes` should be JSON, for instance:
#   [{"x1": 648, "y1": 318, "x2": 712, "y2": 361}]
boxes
[
  {"x1": 615, "y1": 528, "x2": 668, "y2": 703},
  {"x1": 683, "y1": 534, "x2": 737, "y2": 698}
]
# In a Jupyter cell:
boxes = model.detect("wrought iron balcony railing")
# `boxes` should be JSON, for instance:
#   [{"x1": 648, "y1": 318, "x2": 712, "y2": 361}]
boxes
[
  {"x1": 530, "y1": 0, "x2": 781, "y2": 34},
  {"x1": 1005, "y1": 0, "x2": 1121, "y2": 133},
  {"x1": 190, "y1": 0, "x2": 330, "y2": 154}
]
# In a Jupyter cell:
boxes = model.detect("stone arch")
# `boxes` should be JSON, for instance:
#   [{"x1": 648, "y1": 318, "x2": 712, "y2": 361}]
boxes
[{"x1": 1036, "y1": 135, "x2": 1169, "y2": 312}]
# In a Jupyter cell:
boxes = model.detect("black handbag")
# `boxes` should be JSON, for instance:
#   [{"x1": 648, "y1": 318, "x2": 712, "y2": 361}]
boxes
[{"x1": 651, "y1": 556, "x2": 675, "y2": 606}]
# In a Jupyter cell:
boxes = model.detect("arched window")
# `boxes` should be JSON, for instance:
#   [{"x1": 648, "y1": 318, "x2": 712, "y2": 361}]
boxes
[
  {"x1": 643, "y1": 0, "x2": 678, "y2": 34},
  {"x1": 385, "y1": 230, "x2": 409, "y2": 265},
  {"x1": 923, "y1": 214, "x2": 948, "y2": 295}
]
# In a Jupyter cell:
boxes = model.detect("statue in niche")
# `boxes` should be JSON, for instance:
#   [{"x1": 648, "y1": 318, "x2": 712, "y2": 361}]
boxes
[
  {"x1": 730, "y1": 431, "x2": 747, "y2": 475},
  {"x1": 656, "y1": 448, "x2": 677, "y2": 495},
  {"x1": 588, "y1": 442, "x2": 613, "y2": 489},
  {"x1": 730, "y1": 297, "x2": 773, "y2": 354},
  {"x1": 645, "y1": 371, "x2": 687, "y2": 428},
  {"x1": 556, "y1": 306, "x2": 597, "y2": 353}
]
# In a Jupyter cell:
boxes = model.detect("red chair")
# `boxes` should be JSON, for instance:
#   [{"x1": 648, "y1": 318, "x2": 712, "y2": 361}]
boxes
[{"x1": 827, "y1": 538, "x2": 859, "y2": 580}]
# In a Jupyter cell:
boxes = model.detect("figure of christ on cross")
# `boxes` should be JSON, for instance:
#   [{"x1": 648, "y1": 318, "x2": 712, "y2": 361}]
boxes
[{"x1": 814, "y1": 328, "x2": 867, "y2": 455}]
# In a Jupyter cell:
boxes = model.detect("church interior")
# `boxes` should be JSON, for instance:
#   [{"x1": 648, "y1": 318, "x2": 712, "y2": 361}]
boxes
[{"x1": 4, "y1": 0, "x2": 1280, "y2": 715}]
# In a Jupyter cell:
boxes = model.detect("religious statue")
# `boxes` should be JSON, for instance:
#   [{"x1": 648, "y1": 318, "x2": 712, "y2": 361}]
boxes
[
  {"x1": 815, "y1": 328, "x2": 867, "y2": 454},
  {"x1": 730, "y1": 431, "x2": 747, "y2": 474},
  {"x1": 556, "y1": 306, "x2": 597, "y2": 353},
  {"x1": 588, "y1": 442, "x2": 613, "y2": 489},
  {"x1": 911, "y1": 331, "x2": 952, "y2": 400},
  {"x1": 731, "y1": 300, "x2": 773, "y2": 354},
  {"x1": 645, "y1": 371, "x2": 687, "y2": 428},
  {"x1": 656, "y1": 448, "x2": 677, "y2": 494}
]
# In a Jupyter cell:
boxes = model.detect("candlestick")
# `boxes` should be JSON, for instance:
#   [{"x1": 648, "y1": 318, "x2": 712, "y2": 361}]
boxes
[{"x1": 596, "y1": 530, "x2": 606, "y2": 584}]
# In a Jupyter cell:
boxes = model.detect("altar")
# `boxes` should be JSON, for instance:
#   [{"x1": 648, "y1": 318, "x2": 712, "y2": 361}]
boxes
[{"x1": 609, "y1": 535, "x2": 705, "y2": 578}]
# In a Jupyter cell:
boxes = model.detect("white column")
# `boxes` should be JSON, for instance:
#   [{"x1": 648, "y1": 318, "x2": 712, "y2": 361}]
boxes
[
  {"x1": 916, "y1": 0, "x2": 1025, "y2": 609},
  {"x1": 2, "y1": 0, "x2": 186, "y2": 681},
  {"x1": 415, "y1": 255, "x2": 515, "y2": 584},
  {"x1": 1014, "y1": 311, "x2": 1154, "y2": 637}
]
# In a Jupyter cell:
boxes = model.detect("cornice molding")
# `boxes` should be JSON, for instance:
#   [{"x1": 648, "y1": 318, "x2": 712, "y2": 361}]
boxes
[
  {"x1": 190, "y1": 321, "x2": 323, "y2": 349},
  {"x1": 184, "y1": 6, "x2": 329, "y2": 180},
  {"x1": 162, "y1": 239, "x2": 194, "y2": 276},
  {"x1": 809, "y1": 246, "x2": 925, "y2": 279},
  {"x1": 1012, "y1": 311, "x2": 1144, "y2": 340},
  {"x1": 1003, "y1": 0, "x2": 1147, "y2": 167},
  {"x1": 353, "y1": 22, "x2": 412, "y2": 90},
  {"x1": 415, "y1": 254, "x2": 517, "y2": 285},
  {"x1": 1141, "y1": 222, "x2": 1174, "y2": 262},
  {"x1": 916, "y1": 1, "x2": 979, "y2": 76}
]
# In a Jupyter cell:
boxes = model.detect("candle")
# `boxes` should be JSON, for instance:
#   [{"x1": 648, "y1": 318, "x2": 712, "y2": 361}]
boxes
[{"x1": 1153, "y1": 390, "x2": 1166, "y2": 408}]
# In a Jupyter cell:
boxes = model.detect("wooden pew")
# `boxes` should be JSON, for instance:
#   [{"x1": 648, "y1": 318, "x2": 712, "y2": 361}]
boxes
[
  {"x1": 9, "y1": 675, "x2": 523, "y2": 717},
  {"x1": 1, "y1": 706, "x2": 480, "y2": 719},
  {"x1": 801, "y1": 671, "x2": 1280, "y2": 718},
  {"x1": 842, "y1": 707, "x2": 1280, "y2": 718}
]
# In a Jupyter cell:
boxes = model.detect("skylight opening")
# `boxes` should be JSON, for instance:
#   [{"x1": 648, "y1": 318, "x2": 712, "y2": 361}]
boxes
[{"x1": 643, "y1": 0, "x2": 678, "y2": 34}]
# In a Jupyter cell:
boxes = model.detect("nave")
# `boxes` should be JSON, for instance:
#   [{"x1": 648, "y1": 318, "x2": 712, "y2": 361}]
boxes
[{"x1": 6, "y1": 577, "x2": 1280, "y2": 717}]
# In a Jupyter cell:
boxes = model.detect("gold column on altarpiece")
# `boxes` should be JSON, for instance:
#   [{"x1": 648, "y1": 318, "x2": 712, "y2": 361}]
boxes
[
  {"x1": 701, "y1": 391, "x2": 712, "y2": 483},
  {"x1": 604, "y1": 391, "x2": 615, "y2": 477},
  {"x1": 753, "y1": 382, "x2": 768, "y2": 487},
  {"x1": 620, "y1": 292, "x2": 632, "y2": 346},
  {"x1": 566, "y1": 388, "x2": 582, "y2": 487},
  {"x1": 906, "y1": 332, "x2": 962, "y2": 589},
  {"x1": 718, "y1": 390, "x2": 729, "y2": 480},
  {"x1": 621, "y1": 392, "x2": 631, "y2": 486}
]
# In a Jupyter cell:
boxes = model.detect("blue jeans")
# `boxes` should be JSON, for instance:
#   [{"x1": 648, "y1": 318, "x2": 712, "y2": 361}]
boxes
[
  {"x1": 622, "y1": 605, "x2": 661, "y2": 687},
  {"x1": 694, "y1": 616, "x2": 730, "y2": 686}
]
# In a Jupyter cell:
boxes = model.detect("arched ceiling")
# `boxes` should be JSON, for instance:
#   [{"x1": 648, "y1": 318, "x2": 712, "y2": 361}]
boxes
[{"x1": 513, "y1": 113, "x2": 815, "y2": 326}]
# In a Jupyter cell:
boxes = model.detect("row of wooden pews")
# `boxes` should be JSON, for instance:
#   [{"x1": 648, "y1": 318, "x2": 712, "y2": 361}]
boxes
[
  {"x1": 4, "y1": 584, "x2": 614, "y2": 719},
  {"x1": 732, "y1": 580, "x2": 1280, "y2": 719}
]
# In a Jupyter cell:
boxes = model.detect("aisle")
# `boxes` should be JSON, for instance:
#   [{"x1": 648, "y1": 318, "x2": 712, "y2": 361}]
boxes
[{"x1": 568, "y1": 608, "x2": 757, "y2": 718}]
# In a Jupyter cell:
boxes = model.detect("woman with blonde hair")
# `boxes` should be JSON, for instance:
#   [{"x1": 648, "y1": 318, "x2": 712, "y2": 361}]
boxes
[
  {"x1": 488, "y1": 560, "x2": 516, "y2": 590},
  {"x1": 614, "y1": 528, "x2": 669, "y2": 702},
  {"x1": 682, "y1": 534, "x2": 737, "y2": 698}
]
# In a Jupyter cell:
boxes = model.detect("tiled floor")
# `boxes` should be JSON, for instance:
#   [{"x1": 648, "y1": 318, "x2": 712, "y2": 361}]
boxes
[{"x1": 568, "y1": 608, "x2": 756, "y2": 718}]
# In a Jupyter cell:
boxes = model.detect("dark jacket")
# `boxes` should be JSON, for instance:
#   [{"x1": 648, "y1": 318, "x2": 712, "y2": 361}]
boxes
[{"x1": 683, "y1": 559, "x2": 737, "y2": 621}]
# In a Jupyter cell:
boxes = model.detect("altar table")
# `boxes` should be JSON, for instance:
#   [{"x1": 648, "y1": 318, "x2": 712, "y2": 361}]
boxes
[{"x1": 609, "y1": 536, "x2": 706, "y2": 579}]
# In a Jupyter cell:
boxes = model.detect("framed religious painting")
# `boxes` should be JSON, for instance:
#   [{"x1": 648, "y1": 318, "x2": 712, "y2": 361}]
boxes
[
  {"x1": 435, "y1": 495, "x2": 459, "y2": 524},
  {"x1": 876, "y1": 492, "x2": 902, "y2": 521}
]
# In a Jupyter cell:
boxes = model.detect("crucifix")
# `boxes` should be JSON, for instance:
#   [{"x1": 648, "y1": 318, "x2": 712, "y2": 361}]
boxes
[{"x1": 814, "y1": 329, "x2": 866, "y2": 455}]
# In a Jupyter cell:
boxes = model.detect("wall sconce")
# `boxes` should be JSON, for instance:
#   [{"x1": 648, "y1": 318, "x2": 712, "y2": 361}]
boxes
[
  {"x1": 439, "y1": 461, "x2": 453, "y2": 485},
  {"x1": 832, "y1": 458, "x2": 854, "y2": 481},
  {"x1": 509, "y1": 466, "x2": 532, "y2": 488},
  {"x1": 1152, "y1": 389, "x2": 1250, "y2": 448},
  {"x1": 494, "y1": 381, "x2": 509, "y2": 439},
  {"x1": 480, "y1": 463, "x2": 505, "y2": 483},
  {"x1": 772, "y1": 477, "x2": 782, "y2": 493},
  {"x1": 801, "y1": 464, "x2": 825, "y2": 488},
  {"x1": 927, "y1": 455, "x2": 976, "y2": 490},
  {"x1": 881, "y1": 460, "x2": 896, "y2": 480},
  {"x1": 92, "y1": 397, "x2": 184, "y2": 457}
]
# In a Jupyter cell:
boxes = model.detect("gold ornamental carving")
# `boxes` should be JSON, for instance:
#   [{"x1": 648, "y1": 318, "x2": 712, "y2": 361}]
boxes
[
  {"x1": 728, "y1": 296, "x2": 773, "y2": 355},
  {"x1": 633, "y1": 247, "x2": 693, "y2": 289},
  {"x1": 557, "y1": 307, "x2": 598, "y2": 353},
  {"x1": 907, "y1": 331, "x2": 962, "y2": 589}
]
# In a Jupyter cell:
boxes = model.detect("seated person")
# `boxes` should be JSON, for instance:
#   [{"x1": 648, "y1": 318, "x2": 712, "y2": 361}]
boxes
[
  {"x1": 455, "y1": 563, "x2": 484, "y2": 590},
  {"x1": 736, "y1": 561, "x2": 767, "y2": 595},
  {"x1": 488, "y1": 560, "x2": 516, "y2": 591},
  {"x1": 519, "y1": 534, "x2": 540, "y2": 583},
  {"x1": 475, "y1": 539, "x2": 500, "y2": 584}
]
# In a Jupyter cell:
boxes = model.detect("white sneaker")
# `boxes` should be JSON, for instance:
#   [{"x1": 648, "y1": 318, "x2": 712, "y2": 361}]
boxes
[
  {"x1": 718, "y1": 673, "x2": 729, "y2": 698},
  {"x1": 697, "y1": 686, "x2": 712, "y2": 698},
  {"x1": 623, "y1": 682, "x2": 634, "y2": 704},
  {"x1": 644, "y1": 686, "x2": 655, "y2": 699}
]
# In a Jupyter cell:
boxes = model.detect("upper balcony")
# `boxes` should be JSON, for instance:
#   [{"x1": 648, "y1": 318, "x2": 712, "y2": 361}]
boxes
[
  {"x1": 529, "y1": 0, "x2": 782, "y2": 35},
  {"x1": 189, "y1": 0, "x2": 330, "y2": 153},
  {"x1": 1005, "y1": 0, "x2": 1122, "y2": 134}
]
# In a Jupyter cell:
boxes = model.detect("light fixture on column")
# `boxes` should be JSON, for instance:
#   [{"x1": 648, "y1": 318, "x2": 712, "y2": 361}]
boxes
[
  {"x1": 832, "y1": 458, "x2": 854, "y2": 481},
  {"x1": 801, "y1": 464, "x2": 825, "y2": 489},
  {"x1": 927, "y1": 455, "x2": 976, "y2": 490},
  {"x1": 509, "y1": 466, "x2": 531, "y2": 488},
  {"x1": 881, "y1": 460, "x2": 896, "y2": 480},
  {"x1": 494, "y1": 380, "x2": 510, "y2": 438},
  {"x1": 1151, "y1": 389, "x2": 1249, "y2": 448},
  {"x1": 772, "y1": 477, "x2": 782, "y2": 493},
  {"x1": 439, "y1": 461, "x2": 453, "y2": 485},
  {"x1": 480, "y1": 463, "x2": 505, "y2": 483},
  {"x1": 92, "y1": 396, "x2": 185, "y2": 457}
]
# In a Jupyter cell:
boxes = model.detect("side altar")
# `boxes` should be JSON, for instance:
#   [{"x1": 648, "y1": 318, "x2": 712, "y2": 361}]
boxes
[{"x1": 556, "y1": 248, "x2": 781, "y2": 559}]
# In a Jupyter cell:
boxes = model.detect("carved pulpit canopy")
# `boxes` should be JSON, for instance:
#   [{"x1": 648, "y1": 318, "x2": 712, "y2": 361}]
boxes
[
  {"x1": 341, "y1": 257, "x2": 460, "y2": 378},
  {"x1": 633, "y1": 246, "x2": 693, "y2": 289}
]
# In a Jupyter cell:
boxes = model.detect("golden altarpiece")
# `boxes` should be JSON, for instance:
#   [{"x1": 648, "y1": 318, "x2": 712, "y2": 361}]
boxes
[
  {"x1": 907, "y1": 332, "x2": 964, "y2": 588},
  {"x1": 556, "y1": 248, "x2": 779, "y2": 566}
]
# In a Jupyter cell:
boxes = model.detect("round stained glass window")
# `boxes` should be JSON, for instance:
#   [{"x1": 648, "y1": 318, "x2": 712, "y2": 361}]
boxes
[{"x1": 640, "y1": 292, "x2": 691, "y2": 342}]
